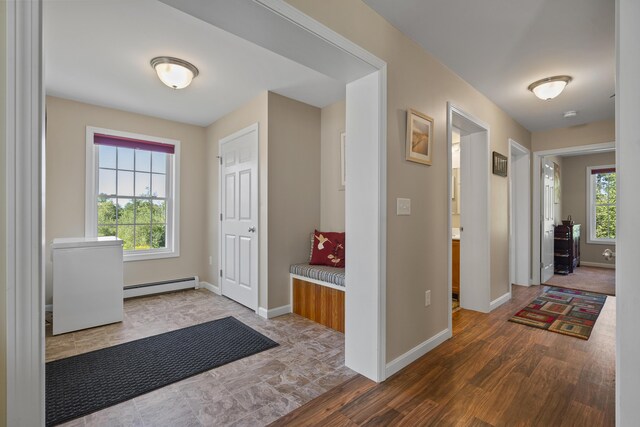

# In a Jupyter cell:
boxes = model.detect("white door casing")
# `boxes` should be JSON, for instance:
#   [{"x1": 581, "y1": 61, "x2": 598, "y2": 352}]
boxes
[
  {"x1": 219, "y1": 124, "x2": 259, "y2": 311},
  {"x1": 541, "y1": 158, "x2": 555, "y2": 283},
  {"x1": 451, "y1": 104, "x2": 491, "y2": 314},
  {"x1": 509, "y1": 139, "x2": 531, "y2": 287}
]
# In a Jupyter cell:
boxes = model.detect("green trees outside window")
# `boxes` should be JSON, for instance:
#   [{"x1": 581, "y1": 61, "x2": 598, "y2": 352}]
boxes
[
  {"x1": 593, "y1": 171, "x2": 616, "y2": 240},
  {"x1": 97, "y1": 198, "x2": 166, "y2": 250},
  {"x1": 96, "y1": 144, "x2": 169, "y2": 252}
]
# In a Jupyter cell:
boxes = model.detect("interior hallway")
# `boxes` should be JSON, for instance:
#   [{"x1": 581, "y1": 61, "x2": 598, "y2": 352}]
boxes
[{"x1": 271, "y1": 284, "x2": 615, "y2": 426}]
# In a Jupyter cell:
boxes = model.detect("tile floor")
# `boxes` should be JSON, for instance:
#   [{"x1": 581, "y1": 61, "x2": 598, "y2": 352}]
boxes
[{"x1": 46, "y1": 289, "x2": 354, "y2": 427}]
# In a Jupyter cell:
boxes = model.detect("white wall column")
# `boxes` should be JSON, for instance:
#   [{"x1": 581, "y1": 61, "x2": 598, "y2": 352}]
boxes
[
  {"x1": 616, "y1": 0, "x2": 640, "y2": 424},
  {"x1": 5, "y1": 0, "x2": 45, "y2": 425},
  {"x1": 345, "y1": 69, "x2": 387, "y2": 382}
]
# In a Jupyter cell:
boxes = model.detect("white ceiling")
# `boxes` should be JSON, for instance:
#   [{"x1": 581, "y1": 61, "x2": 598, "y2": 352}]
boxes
[
  {"x1": 363, "y1": 0, "x2": 615, "y2": 132},
  {"x1": 44, "y1": 0, "x2": 346, "y2": 127}
]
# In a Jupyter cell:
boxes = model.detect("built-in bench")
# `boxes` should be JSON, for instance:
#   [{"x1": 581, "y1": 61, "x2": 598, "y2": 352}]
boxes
[{"x1": 289, "y1": 263, "x2": 345, "y2": 332}]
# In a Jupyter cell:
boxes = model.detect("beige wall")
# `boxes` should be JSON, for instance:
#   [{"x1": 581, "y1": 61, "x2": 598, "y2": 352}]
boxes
[
  {"x1": 45, "y1": 96, "x2": 207, "y2": 303},
  {"x1": 267, "y1": 93, "x2": 321, "y2": 308},
  {"x1": 561, "y1": 152, "x2": 616, "y2": 266},
  {"x1": 532, "y1": 119, "x2": 615, "y2": 152},
  {"x1": 286, "y1": 0, "x2": 531, "y2": 361},
  {"x1": 320, "y1": 99, "x2": 346, "y2": 231},
  {"x1": 0, "y1": 0, "x2": 8, "y2": 422},
  {"x1": 204, "y1": 92, "x2": 269, "y2": 307}
]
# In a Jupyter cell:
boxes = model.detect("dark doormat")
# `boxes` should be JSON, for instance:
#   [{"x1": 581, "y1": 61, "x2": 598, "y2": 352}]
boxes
[{"x1": 46, "y1": 316, "x2": 278, "y2": 426}]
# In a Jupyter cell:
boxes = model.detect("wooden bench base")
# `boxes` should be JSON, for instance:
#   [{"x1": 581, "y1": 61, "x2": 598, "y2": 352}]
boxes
[{"x1": 292, "y1": 277, "x2": 345, "y2": 333}]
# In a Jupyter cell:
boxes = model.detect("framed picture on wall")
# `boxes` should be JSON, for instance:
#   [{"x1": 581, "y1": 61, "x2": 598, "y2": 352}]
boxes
[
  {"x1": 406, "y1": 109, "x2": 434, "y2": 165},
  {"x1": 339, "y1": 132, "x2": 346, "y2": 191},
  {"x1": 492, "y1": 151, "x2": 508, "y2": 177}
]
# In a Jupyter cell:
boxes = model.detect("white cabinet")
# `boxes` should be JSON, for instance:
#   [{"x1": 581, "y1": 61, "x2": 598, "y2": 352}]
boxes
[{"x1": 52, "y1": 237, "x2": 124, "y2": 335}]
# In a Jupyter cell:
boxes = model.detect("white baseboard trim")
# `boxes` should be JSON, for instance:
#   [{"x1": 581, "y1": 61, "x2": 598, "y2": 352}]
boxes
[
  {"x1": 512, "y1": 282, "x2": 531, "y2": 287},
  {"x1": 199, "y1": 281, "x2": 221, "y2": 295},
  {"x1": 490, "y1": 292, "x2": 512, "y2": 311},
  {"x1": 385, "y1": 328, "x2": 451, "y2": 378},
  {"x1": 123, "y1": 276, "x2": 199, "y2": 299},
  {"x1": 511, "y1": 283, "x2": 537, "y2": 288},
  {"x1": 258, "y1": 305, "x2": 292, "y2": 319},
  {"x1": 580, "y1": 261, "x2": 616, "y2": 269}
]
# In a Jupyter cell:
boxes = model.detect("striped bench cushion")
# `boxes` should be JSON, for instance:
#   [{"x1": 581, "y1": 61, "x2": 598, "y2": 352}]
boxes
[{"x1": 290, "y1": 263, "x2": 345, "y2": 288}]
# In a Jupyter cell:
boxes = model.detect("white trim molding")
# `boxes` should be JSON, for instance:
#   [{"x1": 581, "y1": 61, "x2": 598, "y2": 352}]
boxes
[
  {"x1": 385, "y1": 329, "x2": 451, "y2": 378},
  {"x1": 258, "y1": 305, "x2": 292, "y2": 319},
  {"x1": 199, "y1": 281, "x2": 221, "y2": 295},
  {"x1": 580, "y1": 261, "x2": 616, "y2": 269},
  {"x1": 490, "y1": 292, "x2": 512, "y2": 311},
  {"x1": 5, "y1": 0, "x2": 46, "y2": 425},
  {"x1": 508, "y1": 139, "x2": 531, "y2": 288},
  {"x1": 254, "y1": 0, "x2": 386, "y2": 70}
]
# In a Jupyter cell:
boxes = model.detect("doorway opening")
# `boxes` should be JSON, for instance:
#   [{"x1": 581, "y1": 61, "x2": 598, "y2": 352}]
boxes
[
  {"x1": 533, "y1": 142, "x2": 616, "y2": 296},
  {"x1": 448, "y1": 104, "x2": 491, "y2": 335},
  {"x1": 6, "y1": 0, "x2": 389, "y2": 423}
]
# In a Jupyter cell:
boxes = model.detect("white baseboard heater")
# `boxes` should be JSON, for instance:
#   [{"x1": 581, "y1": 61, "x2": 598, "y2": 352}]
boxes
[{"x1": 123, "y1": 276, "x2": 199, "y2": 299}]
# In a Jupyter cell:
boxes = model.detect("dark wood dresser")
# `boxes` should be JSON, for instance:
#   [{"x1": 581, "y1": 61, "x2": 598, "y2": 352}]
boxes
[{"x1": 554, "y1": 224, "x2": 581, "y2": 274}]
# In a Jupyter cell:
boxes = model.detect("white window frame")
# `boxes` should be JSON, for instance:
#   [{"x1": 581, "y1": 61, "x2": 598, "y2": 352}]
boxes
[
  {"x1": 587, "y1": 164, "x2": 616, "y2": 244},
  {"x1": 85, "y1": 126, "x2": 181, "y2": 261}
]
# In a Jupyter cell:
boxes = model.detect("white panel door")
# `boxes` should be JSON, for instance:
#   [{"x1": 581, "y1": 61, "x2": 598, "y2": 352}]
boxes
[
  {"x1": 220, "y1": 125, "x2": 259, "y2": 310},
  {"x1": 459, "y1": 132, "x2": 491, "y2": 313},
  {"x1": 541, "y1": 159, "x2": 555, "y2": 283}
]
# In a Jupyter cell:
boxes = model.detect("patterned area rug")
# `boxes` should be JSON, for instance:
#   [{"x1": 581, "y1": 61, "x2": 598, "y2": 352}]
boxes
[{"x1": 509, "y1": 286, "x2": 607, "y2": 340}]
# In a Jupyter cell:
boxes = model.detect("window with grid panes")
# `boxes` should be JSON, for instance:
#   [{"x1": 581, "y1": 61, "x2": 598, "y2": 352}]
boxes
[
  {"x1": 86, "y1": 128, "x2": 179, "y2": 260},
  {"x1": 588, "y1": 165, "x2": 616, "y2": 244}
]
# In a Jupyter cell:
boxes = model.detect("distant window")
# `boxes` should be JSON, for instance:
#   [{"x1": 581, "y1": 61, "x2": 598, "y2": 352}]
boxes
[
  {"x1": 85, "y1": 127, "x2": 180, "y2": 261},
  {"x1": 587, "y1": 165, "x2": 616, "y2": 244}
]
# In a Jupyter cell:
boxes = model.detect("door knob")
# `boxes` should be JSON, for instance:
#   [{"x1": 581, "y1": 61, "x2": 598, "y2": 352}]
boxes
[{"x1": 248, "y1": 226, "x2": 256, "y2": 233}]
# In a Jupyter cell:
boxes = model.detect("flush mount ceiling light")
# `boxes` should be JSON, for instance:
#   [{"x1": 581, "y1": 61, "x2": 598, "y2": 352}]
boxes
[
  {"x1": 150, "y1": 56, "x2": 199, "y2": 89},
  {"x1": 527, "y1": 75, "x2": 572, "y2": 100}
]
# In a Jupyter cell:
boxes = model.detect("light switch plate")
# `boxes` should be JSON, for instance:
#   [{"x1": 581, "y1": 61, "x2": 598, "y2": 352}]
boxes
[{"x1": 397, "y1": 198, "x2": 411, "y2": 215}]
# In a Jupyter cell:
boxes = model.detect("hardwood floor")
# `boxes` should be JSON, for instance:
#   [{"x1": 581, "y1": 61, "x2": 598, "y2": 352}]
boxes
[{"x1": 271, "y1": 285, "x2": 615, "y2": 426}]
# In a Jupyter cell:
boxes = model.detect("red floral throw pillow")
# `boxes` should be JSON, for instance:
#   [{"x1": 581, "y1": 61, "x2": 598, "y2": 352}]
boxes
[{"x1": 310, "y1": 230, "x2": 345, "y2": 268}]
